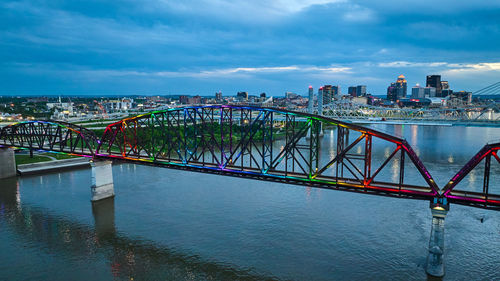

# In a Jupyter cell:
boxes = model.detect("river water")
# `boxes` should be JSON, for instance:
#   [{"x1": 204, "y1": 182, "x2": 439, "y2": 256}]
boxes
[{"x1": 0, "y1": 124, "x2": 499, "y2": 280}]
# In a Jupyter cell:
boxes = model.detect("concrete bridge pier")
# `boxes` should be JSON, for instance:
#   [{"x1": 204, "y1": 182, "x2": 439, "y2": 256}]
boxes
[
  {"x1": 426, "y1": 199, "x2": 449, "y2": 277},
  {"x1": 306, "y1": 123, "x2": 324, "y2": 139},
  {"x1": 91, "y1": 160, "x2": 115, "y2": 202},
  {"x1": 0, "y1": 148, "x2": 16, "y2": 179}
]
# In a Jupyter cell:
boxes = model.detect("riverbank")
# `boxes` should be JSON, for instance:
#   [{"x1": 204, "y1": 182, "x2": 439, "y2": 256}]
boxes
[{"x1": 17, "y1": 157, "x2": 90, "y2": 175}]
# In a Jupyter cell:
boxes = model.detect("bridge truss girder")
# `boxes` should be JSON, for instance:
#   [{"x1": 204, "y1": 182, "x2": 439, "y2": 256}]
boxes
[
  {"x1": 442, "y1": 142, "x2": 500, "y2": 209},
  {"x1": 96, "y1": 106, "x2": 440, "y2": 200},
  {"x1": 0, "y1": 120, "x2": 98, "y2": 156},
  {"x1": 2, "y1": 107, "x2": 498, "y2": 209}
]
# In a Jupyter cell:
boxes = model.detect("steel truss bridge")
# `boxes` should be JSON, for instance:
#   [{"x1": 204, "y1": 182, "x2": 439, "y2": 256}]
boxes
[
  {"x1": 311, "y1": 100, "x2": 500, "y2": 122},
  {"x1": 0, "y1": 105, "x2": 499, "y2": 210}
]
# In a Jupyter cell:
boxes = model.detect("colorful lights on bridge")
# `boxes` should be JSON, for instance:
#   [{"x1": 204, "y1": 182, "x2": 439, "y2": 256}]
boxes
[{"x1": 1, "y1": 106, "x2": 498, "y2": 209}]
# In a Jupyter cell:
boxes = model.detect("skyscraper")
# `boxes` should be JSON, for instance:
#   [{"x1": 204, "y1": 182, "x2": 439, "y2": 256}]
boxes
[
  {"x1": 387, "y1": 86, "x2": 397, "y2": 101},
  {"x1": 387, "y1": 75, "x2": 407, "y2": 101},
  {"x1": 318, "y1": 87, "x2": 324, "y2": 115},
  {"x1": 308, "y1": 86, "x2": 314, "y2": 113},
  {"x1": 332, "y1": 85, "x2": 340, "y2": 97},
  {"x1": 322, "y1": 85, "x2": 333, "y2": 104},
  {"x1": 424, "y1": 87, "x2": 436, "y2": 98},
  {"x1": 356, "y1": 85, "x2": 367, "y2": 97},
  {"x1": 438, "y1": 81, "x2": 450, "y2": 97},
  {"x1": 348, "y1": 86, "x2": 357, "y2": 97},
  {"x1": 411, "y1": 84, "x2": 425, "y2": 98},
  {"x1": 215, "y1": 91, "x2": 222, "y2": 101},
  {"x1": 426, "y1": 75, "x2": 442, "y2": 96},
  {"x1": 348, "y1": 85, "x2": 366, "y2": 97}
]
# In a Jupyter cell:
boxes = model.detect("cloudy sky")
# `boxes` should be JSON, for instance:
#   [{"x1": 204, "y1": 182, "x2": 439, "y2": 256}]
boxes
[{"x1": 1, "y1": 0, "x2": 499, "y2": 96}]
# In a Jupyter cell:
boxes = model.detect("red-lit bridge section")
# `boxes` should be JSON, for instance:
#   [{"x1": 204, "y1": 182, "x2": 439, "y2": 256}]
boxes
[{"x1": 442, "y1": 141, "x2": 500, "y2": 209}]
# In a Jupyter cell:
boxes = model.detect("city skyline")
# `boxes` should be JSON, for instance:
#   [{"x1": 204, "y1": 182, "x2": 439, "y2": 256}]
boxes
[{"x1": 1, "y1": 0, "x2": 499, "y2": 95}]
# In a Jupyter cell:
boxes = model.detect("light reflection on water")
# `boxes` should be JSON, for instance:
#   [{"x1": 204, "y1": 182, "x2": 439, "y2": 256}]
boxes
[{"x1": 0, "y1": 124, "x2": 499, "y2": 281}]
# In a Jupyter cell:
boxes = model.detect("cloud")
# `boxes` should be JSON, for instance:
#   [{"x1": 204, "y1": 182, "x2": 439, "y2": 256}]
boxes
[
  {"x1": 342, "y1": 5, "x2": 377, "y2": 22},
  {"x1": 445, "y1": 63, "x2": 500, "y2": 72},
  {"x1": 1, "y1": 0, "x2": 500, "y2": 95},
  {"x1": 377, "y1": 61, "x2": 500, "y2": 74},
  {"x1": 378, "y1": 62, "x2": 448, "y2": 68},
  {"x1": 159, "y1": 0, "x2": 345, "y2": 14},
  {"x1": 5, "y1": 64, "x2": 351, "y2": 79}
]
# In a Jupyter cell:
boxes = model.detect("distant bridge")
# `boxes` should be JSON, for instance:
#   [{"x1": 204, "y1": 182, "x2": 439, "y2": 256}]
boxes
[
  {"x1": 311, "y1": 100, "x2": 500, "y2": 122},
  {"x1": 473, "y1": 81, "x2": 500, "y2": 98}
]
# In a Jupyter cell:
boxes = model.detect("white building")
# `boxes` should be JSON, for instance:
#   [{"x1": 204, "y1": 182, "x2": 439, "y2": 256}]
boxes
[
  {"x1": 103, "y1": 98, "x2": 134, "y2": 112},
  {"x1": 47, "y1": 98, "x2": 75, "y2": 119}
]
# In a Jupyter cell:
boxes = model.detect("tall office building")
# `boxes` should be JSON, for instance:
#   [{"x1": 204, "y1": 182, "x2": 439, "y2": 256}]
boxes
[
  {"x1": 387, "y1": 75, "x2": 407, "y2": 101},
  {"x1": 308, "y1": 86, "x2": 314, "y2": 113},
  {"x1": 426, "y1": 75, "x2": 442, "y2": 96},
  {"x1": 348, "y1": 85, "x2": 367, "y2": 97},
  {"x1": 215, "y1": 91, "x2": 222, "y2": 101},
  {"x1": 318, "y1": 87, "x2": 324, "y2": 115},
  {"x1": 437, "y1": 81, "x2": 450, "y2": 97},
  {"x1": 322, "y1": 85, "x2": 333, "y2": 104},
  {"x1": 356, "y1": 85, "x2": 367, "y2": 97},
  {"x1": 348, "y1": 86, "x2": 357, "y2": 97},
  {"x1": 332, "y1": 85, "x2": 340, "y2": 97},
  {"x1": 411, "y1": 84, "x2": 425, "y2": 98},
  {"x1": 424, "y1": 87, "x2": 436, "y2": 98}
]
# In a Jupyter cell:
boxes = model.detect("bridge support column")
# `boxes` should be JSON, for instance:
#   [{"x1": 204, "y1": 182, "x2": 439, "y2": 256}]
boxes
[
  {"x1": 91, "y1": 160, "x2": 115, "y2": 202},
  {"x1": 0, "y1": 148, "x2": 16, "y2": 179},
  {"x1": 426, "y1": 199, "x2": 449, "y2": 277},
  {"x1": 306, "y1": 123, "x2": 324, "y2": 139}
]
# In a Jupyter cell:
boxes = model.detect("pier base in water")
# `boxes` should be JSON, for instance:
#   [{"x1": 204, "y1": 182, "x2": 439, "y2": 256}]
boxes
[
  {"x1": 0, "y1": 148, "x2": 16, "y2": 179},
  {"x1": 426, "y1": 201, "x2": 449, "y2": 277},
  {"x1": 305, "y1": 125, "x2": 324, "y2": 139},
  {"x1": 92, "y1": 197, "x2": 116, "y2": 236},
  {"x1": 91, "y1": 160, "x2": 115, "y2": 202}
]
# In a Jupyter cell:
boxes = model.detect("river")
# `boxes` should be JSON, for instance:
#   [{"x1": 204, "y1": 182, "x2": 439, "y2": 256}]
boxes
[{"x1": 0, "y1": 124, "x2": 499, "y2": 280}]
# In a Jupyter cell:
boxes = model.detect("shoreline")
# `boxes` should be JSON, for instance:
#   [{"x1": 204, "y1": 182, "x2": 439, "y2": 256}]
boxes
[{"x1": 16, "y1": 158, "x2": 90, "y2": 175}]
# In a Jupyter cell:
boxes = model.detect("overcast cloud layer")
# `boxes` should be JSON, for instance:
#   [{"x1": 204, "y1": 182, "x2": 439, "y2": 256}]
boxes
[{"x1": 1, "y1": 0, "x2": 499, "y2": 96}]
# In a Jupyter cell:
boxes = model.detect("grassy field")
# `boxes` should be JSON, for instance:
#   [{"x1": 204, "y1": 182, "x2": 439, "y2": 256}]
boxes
[
  {"x1": 41, "y1": 153, "x2": 80, "y2": 160},
  {"x1": 15, "y1": 152, "x2": 80, "y2": 165},
  {"x1": 15, "y1": 155, "x2": 52, "y2": 165}
]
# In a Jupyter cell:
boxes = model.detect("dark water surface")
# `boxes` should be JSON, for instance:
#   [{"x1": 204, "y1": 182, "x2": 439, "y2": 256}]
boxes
[{"x1": 1, "y1": 124, "x2": 499, "y2": 280}]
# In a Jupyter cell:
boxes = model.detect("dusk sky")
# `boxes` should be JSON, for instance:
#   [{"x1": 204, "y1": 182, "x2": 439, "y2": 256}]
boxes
[{"x1": 1, "y1": 0, "x2": 499, "y2": 96}]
